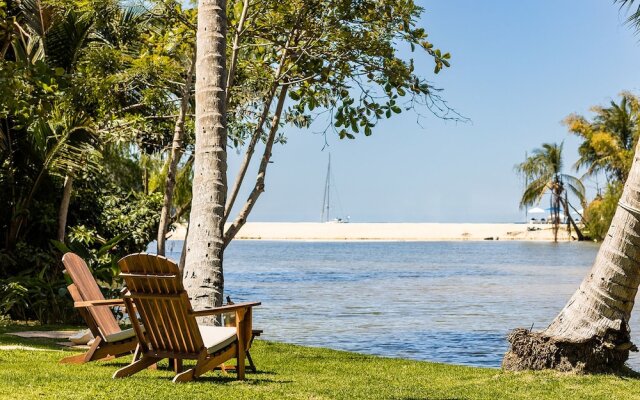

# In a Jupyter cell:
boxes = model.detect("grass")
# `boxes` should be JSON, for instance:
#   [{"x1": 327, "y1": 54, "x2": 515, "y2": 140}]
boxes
[{"x1": 2, "y1": 324, "x2": 640, "y2": 399}]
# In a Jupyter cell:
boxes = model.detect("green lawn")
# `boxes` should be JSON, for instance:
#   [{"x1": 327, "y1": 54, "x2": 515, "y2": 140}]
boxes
[{"x1": 2, "y1": 324, "x2": 640, "y2": 400}]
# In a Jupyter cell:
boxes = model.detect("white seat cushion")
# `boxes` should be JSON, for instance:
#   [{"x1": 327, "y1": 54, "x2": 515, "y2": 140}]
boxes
[
  {"x1": 199, "y1": 326, "x2": 237, "y2": 354},
  {"x1": 103, "y1": 326, "x2": 144, "y2": 343},
  {"x1": 104, "y1": 328, "x2": 136, "y2": 343}
]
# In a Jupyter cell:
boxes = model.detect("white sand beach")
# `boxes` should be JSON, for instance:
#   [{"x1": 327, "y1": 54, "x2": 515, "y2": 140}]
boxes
[{"x1": 167, "y1": 222, "x2": 578, "y2": 242}]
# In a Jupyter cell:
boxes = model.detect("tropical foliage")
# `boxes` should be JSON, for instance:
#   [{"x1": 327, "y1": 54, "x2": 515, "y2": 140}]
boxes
[
  {"x1": 0, "y1": 0, "x2": 192, "y2": 322},
  {"x1": 565, "y1": 93, "x2": 640, "y2": 239},
  {"x1": 1, "y1": 0, "x2": 455, "y2": 322}
]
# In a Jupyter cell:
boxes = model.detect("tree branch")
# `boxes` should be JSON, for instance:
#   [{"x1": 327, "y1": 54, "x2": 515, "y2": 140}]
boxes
[
  {"x1": 156, "y1": 50, "x2": 196, "y2": 256},
  {"x1": 223, "y1": 84, "x2": 289, "y2": 247},
  {"x1": 222, "y1": 27, "x2": 296, "y2": 221},
  {"x1": 226, "y1": 0, "x2": 250, "y2": 100}
]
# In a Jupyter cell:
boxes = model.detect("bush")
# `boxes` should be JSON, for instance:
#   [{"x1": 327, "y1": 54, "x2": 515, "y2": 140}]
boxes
[
  {"x1": 583, "y1": 182, "x2": 623, "y2": 241},
  {"x1": 0, "y1": 243, "x2": 70, "y2": 324},
  {"x1": 0, "y1": 188, "x2": 162, "y2": 324}
]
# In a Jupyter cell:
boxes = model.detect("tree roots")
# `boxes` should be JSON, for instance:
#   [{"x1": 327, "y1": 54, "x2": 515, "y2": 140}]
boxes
[{"x1": 502, "y1": 328, "x2": 635, "y2": 373}]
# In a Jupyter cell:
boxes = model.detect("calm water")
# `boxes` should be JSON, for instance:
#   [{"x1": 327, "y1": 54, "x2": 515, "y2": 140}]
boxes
[{"x1": 156, "y1": 240, "x2": 640, "y2": 369}]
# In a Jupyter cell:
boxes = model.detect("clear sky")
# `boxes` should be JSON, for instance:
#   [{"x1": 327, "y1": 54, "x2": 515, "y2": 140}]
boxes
[{"x1": 227, "y1": 0, "x2": 640, "y2": 223}]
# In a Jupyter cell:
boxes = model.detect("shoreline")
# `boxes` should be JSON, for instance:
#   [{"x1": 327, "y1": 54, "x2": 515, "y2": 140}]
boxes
[{"x1": 167, "y1": 222, "x2": 580, "y2": 242}]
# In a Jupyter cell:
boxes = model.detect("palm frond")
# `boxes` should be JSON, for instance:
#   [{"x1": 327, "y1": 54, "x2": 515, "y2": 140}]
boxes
[
  {"x1": 562, "y1": 174, "x2": 586, "y2": 206},
  {"x1": 44, "y1": 10, "x2": 94, "y2": 71},
  {"x1": 17, "y1": 0, "x2": 52, "y2": 38},
  {"x1": 616, "y1": 0, "x2": 640, "y2": 33},
  {"x1": 520, "y1": 175, "x2": 552, "y2": 208}
]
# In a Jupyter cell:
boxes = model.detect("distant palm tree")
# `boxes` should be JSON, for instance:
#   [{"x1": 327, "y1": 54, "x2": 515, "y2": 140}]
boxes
[
  {"x1": 516, "y1": 143, "x2": 585, "y2": 241},
  {"x1": 566, "y1": 93, "x2": 640, "y2": 183}
]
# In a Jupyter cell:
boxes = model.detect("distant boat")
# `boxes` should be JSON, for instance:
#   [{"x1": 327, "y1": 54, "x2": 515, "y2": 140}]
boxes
[{"x1": 321, "y1": 154, "x2": 349, "y2": 223}]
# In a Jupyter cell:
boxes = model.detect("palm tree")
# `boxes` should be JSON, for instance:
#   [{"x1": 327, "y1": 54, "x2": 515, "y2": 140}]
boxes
[
  {"x1": 516, "y1": 143, "x2": 585, "y2": 241},
  {"x1": 505, "y1": 139, "x2": 640, "y2": 372},
  {"x1": 503, "y1": 3, "x2": 640, "y2": 372},
  {"x1": 181, "y1": 0, "x2": 228, "y2": 323},
  {"x1": 2, "y1": 2, "x2": 100, "y2": 247},
  {"x1": 566, "y1": 93, "x2": 640, "y2": 183}
]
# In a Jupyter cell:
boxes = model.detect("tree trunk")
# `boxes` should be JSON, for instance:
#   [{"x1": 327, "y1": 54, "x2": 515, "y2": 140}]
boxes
[
  {"x1": 559, "y1": 196, "x2": 584, "y2": 241},
  {"x1": 57, "y1": 175, "x2": 73, "y2": 242},
  {"x1": 503, "y1": 141, "x2": 640, "y2": 372},
  {"x1": 551, "y1": 193, "x2": 558, "y2": 242},
  {"x1": 182, "y1": 0, "x2": 228, "y2": 325},
  {"x1": 179, "y1": 222, "x2": 189, "y2": 273},
  {"x1": 156, "y1": 53, "x2": 196, "y2": 256}
]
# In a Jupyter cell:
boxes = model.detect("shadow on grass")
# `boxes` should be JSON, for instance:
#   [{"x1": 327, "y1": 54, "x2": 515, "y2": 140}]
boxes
[
  {"x1": 615, "y1": 366, "x2": 640, "y2": 380},
  {"x1": 393, "y1": 398, "x2": 467, "y2": 400},
  {"x1": 187, "y1": 375, "x2": 291, "y2": 385}
]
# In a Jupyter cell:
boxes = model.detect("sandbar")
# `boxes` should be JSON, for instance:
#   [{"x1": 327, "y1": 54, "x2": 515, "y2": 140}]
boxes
[{"x1": 167, "y1": 222, "x2": 579, "y2": 242}]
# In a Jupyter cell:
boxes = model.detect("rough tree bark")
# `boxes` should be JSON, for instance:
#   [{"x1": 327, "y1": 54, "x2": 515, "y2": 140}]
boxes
[
  {"x1": 503, "y1": 141, "x2": 640, "y2": 372},
  {"x1": 182, "y1": 0, "x2": 228, "y2": 324},
  {"x1": 56, "y1": 175, "x2": 73, "y2": 241},
  {"x1": 156, "y1": 52, "x2": 196, "y2": 256}
]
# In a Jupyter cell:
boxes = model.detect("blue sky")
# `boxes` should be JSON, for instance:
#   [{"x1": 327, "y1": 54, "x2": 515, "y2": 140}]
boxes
[{"x1": 227, "y1": 0, "x2": 640, "y2": 223}]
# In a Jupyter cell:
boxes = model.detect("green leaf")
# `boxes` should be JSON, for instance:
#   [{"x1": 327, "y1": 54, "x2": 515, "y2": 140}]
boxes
[
  {"x1": 50, "y1": 240, "x2": 71, "y2": 254},
  {"x1": 365, "y1": 126, "x2": 372, "y2": 136}
]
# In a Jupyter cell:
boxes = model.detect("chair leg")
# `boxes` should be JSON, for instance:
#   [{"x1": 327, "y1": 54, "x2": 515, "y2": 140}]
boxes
[
  {"x1": 132, "y1": 344, "x2": 141, "y2": 361},
  {"x1": 246, "y1": 350, "x2": 257, "y2": 372},
  {"x1": 59, "y1": 352, "x2": 88, "y2": 364},
  {"x1": 113, "y1": 356, "x2": 161, "y2": 379},
  {"x1": 172, "y1": 368, "x2": 196, "y2": 383},
  {"x1": 59, "y1": 336, "x2": 102, "y2": 364},
  {"x1": 173, "y1": 359, "x2": 183, "y2": 374},
  {"x1": 237, "y1": 342, "x2": 245, "y2": 380}
]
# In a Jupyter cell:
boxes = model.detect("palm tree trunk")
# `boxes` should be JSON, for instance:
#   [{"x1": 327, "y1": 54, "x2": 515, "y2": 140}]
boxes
[
  {"x1": 551, "y1": 193, "x2": 559, "y2": 242},
  {"x1": 182, "y1": 0, "x2": 228, "y2": 325},
  {"x1": 503, "y1": 141, "x2": 640, "y2": 372},
  {"x1": 564, "y1": 191, "x2": 570, "y2": 236},
  {"x1": 559, "y1": 196, "x2": 584, "y2": 240},
  {"x1": 156, "y1": 53, "x2": 196, "y2": 256},
  {"x1": 57, "y1": 175, "x2": 73, "y2": 242}
]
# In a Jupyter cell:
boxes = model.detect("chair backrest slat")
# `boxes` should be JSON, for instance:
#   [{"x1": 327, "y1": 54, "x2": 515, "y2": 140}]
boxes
[
  {"x1": 118, "y1": 253, "x2": 204, "y2": 355},
  {"x1": 62, "y1": 253, "x2": 121, "y2": 337}
]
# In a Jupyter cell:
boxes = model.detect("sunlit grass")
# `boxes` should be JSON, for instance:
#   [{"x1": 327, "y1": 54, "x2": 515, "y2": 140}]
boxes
[{"x1": 1, "y1": 324, "x2": 639, "y2": 399}]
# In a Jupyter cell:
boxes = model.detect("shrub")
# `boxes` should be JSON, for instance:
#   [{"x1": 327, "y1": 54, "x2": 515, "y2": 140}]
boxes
[{"x1": 583, "y1": 182, "x2": 623, "y2": 241}]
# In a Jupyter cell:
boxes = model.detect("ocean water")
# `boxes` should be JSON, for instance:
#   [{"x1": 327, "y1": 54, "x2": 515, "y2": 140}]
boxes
[{"x1": 157, "y1": 240, "x2": 640, "y2": 370}]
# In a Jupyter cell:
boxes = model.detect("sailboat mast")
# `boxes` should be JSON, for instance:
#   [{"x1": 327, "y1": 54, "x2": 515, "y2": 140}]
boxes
[
  {"x1": 321, "y1": 154, "x2": 331, "y2": 222},
  {"x1": 327, "y1": 154, "x2": 331, "y2": 221}
]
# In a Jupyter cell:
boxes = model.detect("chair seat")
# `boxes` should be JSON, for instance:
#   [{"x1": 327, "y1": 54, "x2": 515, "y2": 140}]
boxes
[
  {"x1": 104, "y1": 326, "x2": 144, "y2": 343},
  {"x1": 199, "y1": 326, "x2": 237, "y2": 354}
]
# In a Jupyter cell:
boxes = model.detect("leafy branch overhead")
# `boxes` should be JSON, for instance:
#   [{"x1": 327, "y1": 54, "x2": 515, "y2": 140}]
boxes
[{"x1": 226, "y1": 0, "x2": 462, "y2": 146}]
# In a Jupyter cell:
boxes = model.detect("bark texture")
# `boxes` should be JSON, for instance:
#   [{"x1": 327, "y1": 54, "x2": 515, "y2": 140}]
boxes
[
  {"x1": 57, "y1": 175, "x2": 73, "y2": 242},
  {"x1": 182, "y1": 0, "x2": 227, "y2": 324},
  {"x1": 504, "y1": 141, "x2": 640, "y2": 372},
  {"x1": 156, "y1": 53, "x2": 196, "y2": 256}
]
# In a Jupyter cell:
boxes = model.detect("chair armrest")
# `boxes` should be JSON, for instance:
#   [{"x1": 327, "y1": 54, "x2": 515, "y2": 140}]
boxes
[
  {"x1": 74, "y1": 299, "x2": 126, "y2": 308},
  {"x1": 189, "y1": 301, "x2": 261, "y2": 317}
]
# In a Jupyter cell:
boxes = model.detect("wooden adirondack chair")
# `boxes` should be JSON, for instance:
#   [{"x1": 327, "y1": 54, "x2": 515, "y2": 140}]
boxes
[
  {"x1": 113, "y1": 253, "x2": 260, "y2": 383},
  {"x1": 60, "y1": 252, "x2": 138, "y2": 364}
]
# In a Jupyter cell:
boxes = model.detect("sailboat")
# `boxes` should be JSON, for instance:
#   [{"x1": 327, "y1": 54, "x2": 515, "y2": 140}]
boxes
[{"x1": 321, "y1": 154, "x2": 349, "y2": 223}]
